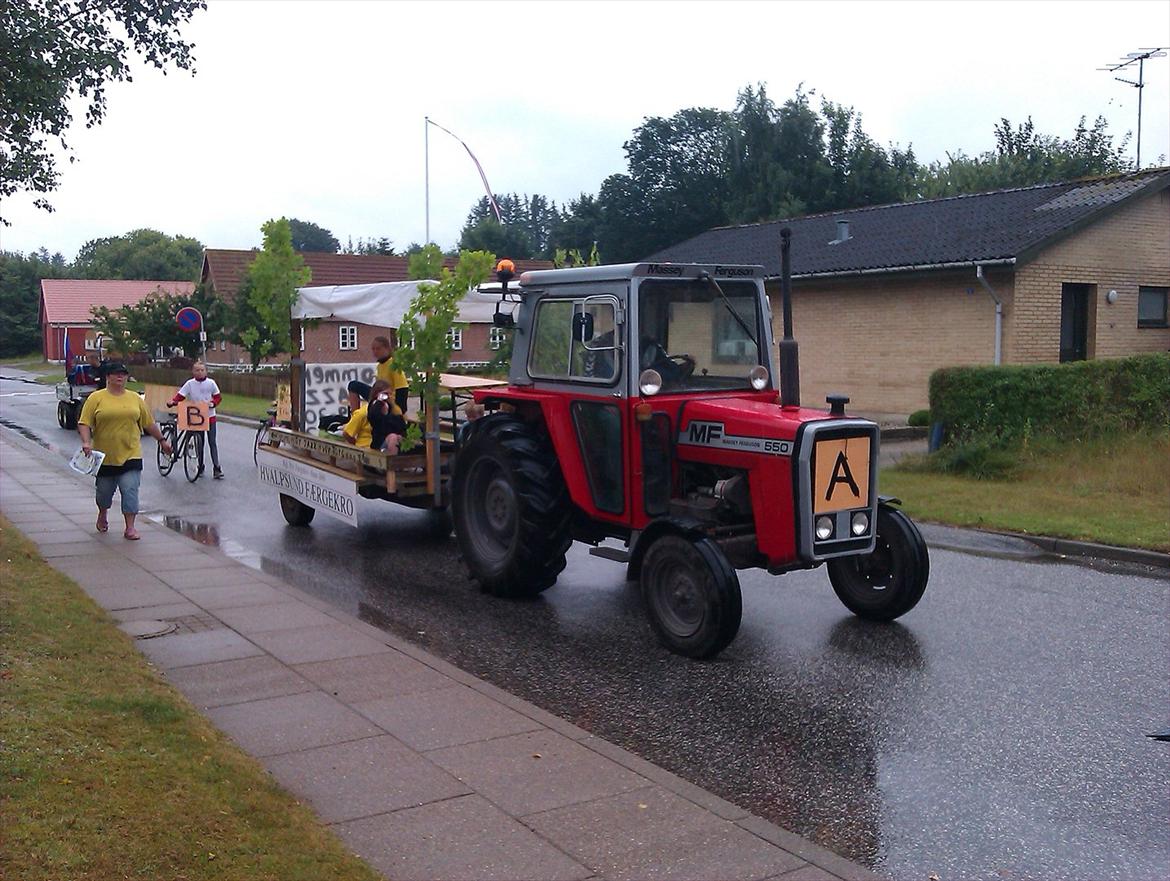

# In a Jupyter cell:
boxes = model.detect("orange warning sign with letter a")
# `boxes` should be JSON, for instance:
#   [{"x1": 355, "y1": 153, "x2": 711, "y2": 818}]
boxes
[{"x1": 813, "y1": 437, "x2": 870, "y2": 513}]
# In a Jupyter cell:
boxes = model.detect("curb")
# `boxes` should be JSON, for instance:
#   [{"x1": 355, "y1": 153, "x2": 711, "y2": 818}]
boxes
[
  {"x1": 878, "y1": 425, "x2": 927, "y2": 441},
  {"x1": 1010, "y1": 532, "x2": 1170, "y2": 569}
]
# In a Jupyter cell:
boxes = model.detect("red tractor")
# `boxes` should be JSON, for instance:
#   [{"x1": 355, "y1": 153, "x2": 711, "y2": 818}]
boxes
[{"x1": 453, "y1": 231, "x2": 929, "y2": 659}]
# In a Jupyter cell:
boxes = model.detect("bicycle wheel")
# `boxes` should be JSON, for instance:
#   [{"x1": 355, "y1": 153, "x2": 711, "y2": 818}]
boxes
[
  {"x1": 157, "y1": 423, "x2": 176, "y2": 476},
  {"x1": 254, "y1": 418, "x2": 272, "y2": 465},
  {"x1": 184, "y1": 432, "x2": 204, "y2": 482}
]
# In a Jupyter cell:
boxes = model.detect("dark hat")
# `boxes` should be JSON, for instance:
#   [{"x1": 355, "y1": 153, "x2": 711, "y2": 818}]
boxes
[{"x1": 104, "y1": 362, "x2": 130, "y2": 374}]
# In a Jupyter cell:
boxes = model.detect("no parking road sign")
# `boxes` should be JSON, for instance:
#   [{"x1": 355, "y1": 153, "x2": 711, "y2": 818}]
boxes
[{"x1": 175, "y1": 307, "x2": 202, "y2": 332}]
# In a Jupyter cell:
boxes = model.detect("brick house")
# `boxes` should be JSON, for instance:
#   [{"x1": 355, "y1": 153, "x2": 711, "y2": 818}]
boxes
[
  {"x1": 201, "y1": 250, "x2": 552, "y2": 367},
  {"x1": 646, "y1": 168, "x2": 1170, "y2": 416},
  {"x1": 38, "y1": 279, "x2": 197, "y2": 362}
]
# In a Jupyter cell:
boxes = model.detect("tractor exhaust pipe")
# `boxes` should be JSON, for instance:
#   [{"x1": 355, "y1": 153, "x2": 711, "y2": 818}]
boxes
[{"x1": 778, "y1": 227, "x2": 800, "y2": 407}]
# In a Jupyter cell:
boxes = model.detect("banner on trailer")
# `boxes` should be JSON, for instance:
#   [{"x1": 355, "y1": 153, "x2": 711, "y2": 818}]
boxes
[
  {"x1": 256, "y1": 449, "x2": 359, "y2": 527},
  {"x1": 301, "y1": 362, "x2": 376, "y2": 430}
]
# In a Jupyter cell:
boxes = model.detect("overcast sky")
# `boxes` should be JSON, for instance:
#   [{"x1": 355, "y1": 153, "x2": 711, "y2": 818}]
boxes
[{"x1": 3, "y1": 0, "x2": 1168, "y2": 261}]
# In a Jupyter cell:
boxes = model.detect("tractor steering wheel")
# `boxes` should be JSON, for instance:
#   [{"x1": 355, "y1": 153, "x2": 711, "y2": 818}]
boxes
[{"x1": 641, "y1": 340, "x2": 696, "y2": 384}]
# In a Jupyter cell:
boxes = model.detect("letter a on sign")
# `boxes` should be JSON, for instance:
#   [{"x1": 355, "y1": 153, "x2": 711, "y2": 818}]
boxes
[
  {"x1": 178, "y1": 400, "x2": 210, "y2": 432},
  {"x1": 813, "y1": 437, "x2": 870, "y2": 513}
]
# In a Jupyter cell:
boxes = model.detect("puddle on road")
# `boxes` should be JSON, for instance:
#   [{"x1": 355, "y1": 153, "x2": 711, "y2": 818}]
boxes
[{"x1": 0, "y1": 417, "x2": 54, "y2": 450}]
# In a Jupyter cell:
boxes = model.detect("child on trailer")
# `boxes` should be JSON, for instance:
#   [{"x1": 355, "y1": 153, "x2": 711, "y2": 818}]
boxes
[
  {"x1": 365, "y1": 380, "x2": 407, "y2": 453},
  {"x1": 167, "y1": 361, "x2": 224, "y2": 479}
]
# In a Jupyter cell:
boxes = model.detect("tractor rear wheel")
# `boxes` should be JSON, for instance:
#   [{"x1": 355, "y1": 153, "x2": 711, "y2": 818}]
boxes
[
  {"x1": 827, "y1": 506, "x2": 929, "y2": 621},
  {"x1": 453, "y1": 415, "x2": 571, "y2": 598},
  {"x1": 641, "y1": 534, "x2": 742, "y2": 659},
  {"x1": 279, "y1": 493, "x2": 315, "y2": 527}
]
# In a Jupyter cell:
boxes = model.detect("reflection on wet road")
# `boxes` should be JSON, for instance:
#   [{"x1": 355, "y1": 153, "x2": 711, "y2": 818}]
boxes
[{"x1": 3, "y1": 375, "x2": 1168, "y2": 881}]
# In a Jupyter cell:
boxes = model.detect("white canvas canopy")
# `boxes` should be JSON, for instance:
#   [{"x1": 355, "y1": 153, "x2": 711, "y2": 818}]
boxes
[{"x1": 292, "y1": 279, "x2": 514, "y2": 327}]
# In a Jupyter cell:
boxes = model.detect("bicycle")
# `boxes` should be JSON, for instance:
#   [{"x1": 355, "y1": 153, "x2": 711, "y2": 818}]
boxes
[
  {"x1": 157, "y1": 412, "x2": 205, "y2": 482},
  {"x1": 253, "y1": 405, "x2": 277, "y2": 465}
]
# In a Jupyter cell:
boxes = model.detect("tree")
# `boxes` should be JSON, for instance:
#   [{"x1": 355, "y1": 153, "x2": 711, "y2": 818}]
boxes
[
  {"x1": 392, "y1": 251, "x2": 496, "y2": 450},
  {"x1": 408, "y1": 243, "x2": 444, "y2": 280},
  {"x1": 0, "y1": 0, "x2": 206, "y2": 224},
  {"x1": 287, "y1": 218, "x2": 340, "y2": 253},
  {"x1": 0, "y1": 248, "x2": 69, "y2": 357},
  {"x1": 222, "y1": 276, "x2": 279, "y2": 369},
  {"x1": 237, "y1": 218, "x2": 311, "y2": 363},
  {"x1": 74, "y1": 229, "x2": 204, "y2": 280},
  {"x1": 89, "y1": 283, "x2": 223, "y2": 360},
  {"x1": 343, "y1": 236, "x2": 395, "y2": 255}
]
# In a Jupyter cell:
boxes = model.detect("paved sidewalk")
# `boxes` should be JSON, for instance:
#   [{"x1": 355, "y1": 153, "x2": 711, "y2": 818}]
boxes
[{"x1": 0, "y1": 430, "x2": 880, "y2": 881}]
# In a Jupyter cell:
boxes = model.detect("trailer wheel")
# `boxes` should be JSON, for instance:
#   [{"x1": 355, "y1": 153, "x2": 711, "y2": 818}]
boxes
[
  {"x1": 57, "y1": 401, "x2": 68, "y2": 429},
  {"x1": 827, "y1": 506, "x2": 929, "y2": 621},
  {"x1": 452, "y1": 415, "x2": 571, "y2": 598},
  {"x1": 279, "y1": 493, "x2": 315, "y2": 527},
  {"x1": 641, "y1": 534, "x2": 742, "y2": 659}
]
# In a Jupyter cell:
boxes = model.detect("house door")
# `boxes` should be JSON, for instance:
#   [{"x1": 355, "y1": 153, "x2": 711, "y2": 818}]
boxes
[{"x1": 1060, "y1": 284, "x2": 1089, "y2": 362}]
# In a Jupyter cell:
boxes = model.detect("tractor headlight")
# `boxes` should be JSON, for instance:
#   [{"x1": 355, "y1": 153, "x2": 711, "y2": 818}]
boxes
[
  {"x1": 749, "y1": 365, "x2": 769, "y2": 390},
  {"x1": 815, "y1": 516, "x2": 834, "y2": 541},
  {"x1": 851, "y1": 512, "x2": 869, "y2": 536},
  {"x1": 639, "y1": 369, "x2": 663, "y2": 396}
]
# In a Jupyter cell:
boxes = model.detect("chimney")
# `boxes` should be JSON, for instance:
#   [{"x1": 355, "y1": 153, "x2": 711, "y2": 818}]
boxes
[{"x1": 831, "y1": 219, "x2": 851, "y2": 244}]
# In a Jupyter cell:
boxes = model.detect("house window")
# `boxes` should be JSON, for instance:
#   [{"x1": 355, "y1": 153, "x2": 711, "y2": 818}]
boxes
[
  {"x1": 446, "y1": 328, "x2": 463, "y2": 351},
  {"x1": 220, "y1": 340, "x2": 227, "y2": 351},
  {"x1": 1138, "y1": 286, "x2": 1168, "y2": 328},
  {"x1": 84, "y1": 336, "x2": 97, "y2": 350},
  {"x1": 300, "y1": 326, "x2": 305, "y2": 351},
  {"x1": 489, "y1": 326, "x2": 507, "y2": 350},
  {"x1": 339, "y1": 325, "x2": 358, "y2": 350}
]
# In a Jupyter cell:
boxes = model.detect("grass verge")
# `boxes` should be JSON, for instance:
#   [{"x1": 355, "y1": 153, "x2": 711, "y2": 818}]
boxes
[
  {"x1": 216, "y1": 392, "x2": 273, "y2": 421},
  {"x1": 882, "y1": 431, "x2": 1170, "y2": 551},
  {"x1": 0, "y1": 517, "x2": 382, "y2": 881}
]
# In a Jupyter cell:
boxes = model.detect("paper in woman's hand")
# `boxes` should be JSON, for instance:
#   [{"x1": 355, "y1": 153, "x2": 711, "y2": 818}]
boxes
[{"x1": 68, "y1": 448, "x2": 106, "y2": 476}]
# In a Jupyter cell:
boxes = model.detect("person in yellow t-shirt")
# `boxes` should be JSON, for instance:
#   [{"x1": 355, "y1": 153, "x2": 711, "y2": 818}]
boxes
[
  {"x1": 340, "y1": 387, "x2": 373, "y2": 448},
  {"x1": 77, "y1": 362, "x2": 171, "y2": 540},
  {"x1": 372, "y1": 335, "x2": 409, "y2": 415}
]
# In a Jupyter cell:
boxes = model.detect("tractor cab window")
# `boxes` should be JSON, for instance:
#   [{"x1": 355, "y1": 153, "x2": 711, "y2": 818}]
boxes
[
  {"x1": 528, "y1": 296, "x2": 620, "y2": 383},
  {"x1": 638, "y1": 279, "x2": 764, "y2": 391}
]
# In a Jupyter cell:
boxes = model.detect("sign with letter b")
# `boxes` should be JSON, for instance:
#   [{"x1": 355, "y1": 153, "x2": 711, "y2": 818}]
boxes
[{"x1": 178, "y1": 400, "x2": 210, "y2": 432}]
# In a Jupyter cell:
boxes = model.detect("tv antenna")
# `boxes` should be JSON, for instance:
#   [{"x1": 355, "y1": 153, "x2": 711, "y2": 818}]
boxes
[{"x1": 1097, "y1": 47, "x2": 1166, "y2": 169}]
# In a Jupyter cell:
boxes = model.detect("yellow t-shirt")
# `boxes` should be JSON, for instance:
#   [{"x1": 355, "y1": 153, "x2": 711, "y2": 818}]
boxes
[
  {"x1": 78, "y1": 389, "x2": 153, "y2": 466},
  {"x1": 376, "y1": 358, "x2": 409, "y2": 392},
  {"x1": 342, "y1": 404, "x2": 373, "y2": 448}
]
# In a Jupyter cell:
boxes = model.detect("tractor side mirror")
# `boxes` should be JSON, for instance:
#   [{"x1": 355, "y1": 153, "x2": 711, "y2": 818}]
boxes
[{"x1": 573, "y1": 311, "x2": 595, "y2": 343}]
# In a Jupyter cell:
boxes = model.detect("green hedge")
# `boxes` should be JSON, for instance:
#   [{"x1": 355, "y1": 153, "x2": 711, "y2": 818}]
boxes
[{"x1": 929, "y1": 353, "x2": 1170, "y2": 444}]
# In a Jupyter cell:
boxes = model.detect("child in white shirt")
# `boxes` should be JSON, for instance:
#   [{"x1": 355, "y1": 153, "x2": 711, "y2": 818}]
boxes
[{"x1": 168, "y1": 361, "x2": 225, "y2": 479}]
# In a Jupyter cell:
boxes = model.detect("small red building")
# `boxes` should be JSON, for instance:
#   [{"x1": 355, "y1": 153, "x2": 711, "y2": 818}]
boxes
[{"x1": 39, "y1": 279, "x2": 197, "y2": 362}]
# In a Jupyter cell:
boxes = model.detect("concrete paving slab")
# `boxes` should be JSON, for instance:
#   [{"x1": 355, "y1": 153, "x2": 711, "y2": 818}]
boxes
[
  {"x1": 158, "y1": 566, "x2": 271, "y2": 589},
  {"x1": 213, "y1": 600, "x2": 338, "y2": 635},
  {"x1": 428, "y1": 729, "x2": 648, "y2": 817},
  {"x1": 31, "y1": 529, "x2": 112, "y2": 544},
  {"x1": 38, "y1": 540, "x2": 110, "y2": 557},
  {"x1": 85, "y1": 582, "x2": 189, "y2": 611},
  {"x1": 525, "y1": 786, "x2": 805, "y2": 881},
  {"x1": 293, "y1": 651, "x2": 454, "y2": 704},
  {"x1": 127, "y1": 552, "x2": 242, "y2": 571},
  {"x1": 734, "y1": 816, "x2": 884, "y2": 881},
  {"x1": 47, "y1": 562, "x2": 162, "y2": 591},
  {"x1": 771, "y1": 866, "x2": 843, "y2": 881},
  {"x1": 138, "y1": 628, "x2": 263, "y2": 669},
  {"x1": 354, "y1": 685, "x2": 543, "y2": 752},
  {"x1": 163, "y1": 655, "x2": 316, "y2": 709},
  {"x1": 109, "y1": 601, "x2": 203, "y2": 622},
  {"x1": 205, "y1": 691, "x2": 380, "y2": 757},
  {"x1": 181, "y1": 582, "x2": 290, "y2": 610},
  {"x1": 264, "y1": 734, "x2": 471, "y2": 823},
  {"x1": 246, "y1": 622, "x2": 392, "y2": 666},
  {"x1": 333, "y1": 794, "x2": 592, "y2": 881}
]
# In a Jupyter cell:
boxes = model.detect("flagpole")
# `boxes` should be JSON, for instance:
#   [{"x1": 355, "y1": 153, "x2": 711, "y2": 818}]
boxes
[{"x1": 424, "y1": 116, "x2": 430, "y2": 244}]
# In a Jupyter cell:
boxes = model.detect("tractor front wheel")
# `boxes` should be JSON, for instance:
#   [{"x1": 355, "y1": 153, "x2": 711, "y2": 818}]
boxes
[
  {"x1": 827, "y1": 506, "x2": 929, "y2": 621},
  {"x1": 57, "y1": 401, "x2": 68, "y2": 429},
  {"x1": 452, "y1": 416, "x2": 571, "y2": 598},
  {"x1": 640, "y1": 534, "x2": 742, "y2": 659}
]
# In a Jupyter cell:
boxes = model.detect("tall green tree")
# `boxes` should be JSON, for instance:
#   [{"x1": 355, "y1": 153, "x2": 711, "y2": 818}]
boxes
[
  {"x1": 74, "y1": 229, "x2": 204, "y2": 280},
  {"x1": 0, "y1": 249, "x2": 69, "y2": 357},
  {"x1": 288, "y1": 218, "x2": 340, "y2": 253},
  {"x1": 89, "y1": 284, "x2": 223, "y2": 360},
  {"x1": 408, "y1": 243, "x2": 444, "y2": 280},
  {"x1": 0, "y1": 0, "x2": 206, "y2": 224},
  {"x1": 236, "y1": 218, "x2": 312, "y2": 363}
]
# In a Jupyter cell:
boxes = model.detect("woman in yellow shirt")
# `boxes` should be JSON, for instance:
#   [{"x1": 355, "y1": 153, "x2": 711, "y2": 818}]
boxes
[{"x1": 77, "y1": 363, "x2": 171, "y2": 540}]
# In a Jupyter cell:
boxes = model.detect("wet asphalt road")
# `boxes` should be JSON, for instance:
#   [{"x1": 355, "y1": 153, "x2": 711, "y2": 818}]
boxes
[{"x1": 3, "y1": 372, "x2": 1169, "y2": 881}]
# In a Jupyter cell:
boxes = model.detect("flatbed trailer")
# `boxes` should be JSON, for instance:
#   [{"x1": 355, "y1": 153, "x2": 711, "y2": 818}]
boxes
[{"x1": 255, "y1": 373, "x2": 504, "y2": 526}]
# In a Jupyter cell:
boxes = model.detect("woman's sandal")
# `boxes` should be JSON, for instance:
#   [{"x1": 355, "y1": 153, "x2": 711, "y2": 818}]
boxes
[
  {"x1": 96, "y1": 516, "x2": 109, "y2": 533},
  {"x1": 123, "y1": 530, "x2": 141, "y2": 541}
]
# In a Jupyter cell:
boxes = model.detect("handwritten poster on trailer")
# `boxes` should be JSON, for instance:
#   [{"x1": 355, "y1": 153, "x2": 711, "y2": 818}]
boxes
[
  {"x1": 301, "y1": 363, "x2": 376, "y2": 430},
  {"x1": 256, "y1": 449, "x2": 359, "y2": 527}
]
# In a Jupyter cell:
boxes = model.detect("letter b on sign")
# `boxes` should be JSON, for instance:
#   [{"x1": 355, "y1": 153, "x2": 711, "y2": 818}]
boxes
[{"x1": 179, "y1": 400, "x2": 210, "y2": 432}]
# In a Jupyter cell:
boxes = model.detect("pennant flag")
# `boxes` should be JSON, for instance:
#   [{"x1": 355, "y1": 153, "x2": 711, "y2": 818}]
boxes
[{"x1": 426, "y1": 118, "x2": 503, "y2": 223}]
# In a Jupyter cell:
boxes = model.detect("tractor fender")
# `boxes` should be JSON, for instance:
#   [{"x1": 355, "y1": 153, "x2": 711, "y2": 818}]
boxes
[
  {"x1": 878, "y1": 495, "x2": 903, "y2": 508},
  {"x1": 626, "y1": 516, "x2": 710, "y2": 582}
]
